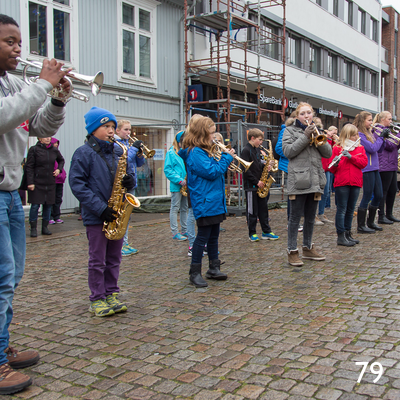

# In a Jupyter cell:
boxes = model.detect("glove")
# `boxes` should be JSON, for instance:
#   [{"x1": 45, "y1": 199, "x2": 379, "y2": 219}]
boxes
[
  {"x1": 333, "y1": 159, "x2": 340, "y2": 167},
  {"x1": 100, "y1": 207, "x2": 117, "y2": 222},
  {"x1": 342, "y1": 150, "x2": 351, "y2": 159},
  {"x1": 132, "y1": 140, "x2": 143, "y2": 149},
  {"x1": 304, "y1": 125, "x2": 315, "y2": 139},
  {"x1": 121, "y1": 174, "x2": 135, "y2": 191},
  {"x1": 330, "y1": 156, "x2": 340, "y2": 167},
  {"x1": 381, "y1": 128, "x2": 391, "y2": 139}
]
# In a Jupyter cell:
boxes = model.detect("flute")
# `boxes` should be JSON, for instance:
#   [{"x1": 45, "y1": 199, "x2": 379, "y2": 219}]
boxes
[{"x1": 328, "y1": 138, "x2": 361, "y2": 168}]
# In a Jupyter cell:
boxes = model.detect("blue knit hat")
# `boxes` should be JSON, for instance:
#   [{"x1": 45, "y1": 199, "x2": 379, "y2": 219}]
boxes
[
  {"x1": 84, "y1": 107, "x2": 117, "y2": 135},
  {"x1": 176, "y1": 130, "x2": 185, "y2": 143}
]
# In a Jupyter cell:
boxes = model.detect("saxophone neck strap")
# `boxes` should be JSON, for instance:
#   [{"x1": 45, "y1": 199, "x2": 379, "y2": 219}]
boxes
[{"x1": 87, "y1": 135, "x2": 115, "y2": 176}]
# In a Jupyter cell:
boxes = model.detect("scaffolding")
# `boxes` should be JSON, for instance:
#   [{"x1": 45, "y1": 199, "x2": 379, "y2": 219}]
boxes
[{"x1": 184, "y1": 0, "x2": 286, "y2": 135}]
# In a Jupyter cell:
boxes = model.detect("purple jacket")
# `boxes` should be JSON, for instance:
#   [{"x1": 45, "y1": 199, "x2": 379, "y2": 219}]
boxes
[
  {"x1": 50, "y1": 137, "x2": 67, "y2": 184},
  {"x1": 359, "y1": 131, "x2": 385, "y2": 173},
  {"x1": 373, "y1": 124, "x2": 400, "y2": 172}
]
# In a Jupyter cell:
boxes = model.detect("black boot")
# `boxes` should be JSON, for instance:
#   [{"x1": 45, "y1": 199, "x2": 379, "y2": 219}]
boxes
[
  {"x1": 345, "y1": 230, "x2": 359, "y2": 244},
  {"x1": 378, "y1": 214, "x2": 393, "y2": 224},
  {"x1": 387, "y1": 214, "x2": 400, "y2": 222},
  {"x1": 41, "y1": 220, "x2": 52, "y2": 235},
  {"x1": 337, "y1": 232, "x2": 355, "y2": 247},
  {"x1": 205, "y1": 259, "x2": 228, "y2": 280},
  {"x1": 189, "y1": 264, "x2": 207, "y2": 288},
  {"x1": 29, "y1": 221, "x2": 37, "y2": 238},
  {"x1": 367, "y1": 205, "x2": 383, "y2": 231},
  {"x1": 357, "y1": 208, "x2": 375, "y2": 233}
]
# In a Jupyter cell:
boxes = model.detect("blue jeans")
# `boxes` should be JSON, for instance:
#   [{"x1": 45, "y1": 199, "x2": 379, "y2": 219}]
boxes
[
  {"x1": 0, "y1": 190, "x2": 26, "y2": 365},
  {"x1": 29, "y1": 203, "x2": 52, "y2": 222},
  {"x1": 318, "y1": 171, "x2": 333, "y2": 215},
  {"x1": 170, "y1": 192, "x2": 188, "y2": 235},
  {"x1": 187, "y1": 207, "x2": 196, "y2": 247},
  {"x1": 359, "y1": 170, "x2": 383, "y2": 208},
  {"x1": 192, "y1": 223, "x2": 219, "y2": 264},
  {"x1": 123, "y1": 189, "x2": 135, "y2": 247},
  {"x1": 335, "y1": 186, "x2": 361, "y2": 234}
]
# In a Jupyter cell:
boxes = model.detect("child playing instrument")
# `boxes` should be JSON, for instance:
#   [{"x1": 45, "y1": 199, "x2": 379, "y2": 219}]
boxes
[
  {"x1": 0, "y1": 13, "x2": 69, "y2": 394},
  {"x1": 241, "y1": 128, "x2": 279, "y2": 242},
  {"x1": 354, "y1": 111, "x2": 385, "y2": 233},
  {"x1": 282, "y1": 102, "x2": 332, "y2": 266},
  {"x1": 69, "y1": 107, "x2": 135, "y2": 317},
  {"x1": 115, "y1": 120, "x2": 144, "y2": 256},
  {"x1": 164, "y1": 131, "x2": 189, "y2": 241},
  {"x1": 180, "y1": 115, "x2": 234, "y2": 287},
  {"x1": 328, "y1": 124, "x2": 367, "y2": 246}
]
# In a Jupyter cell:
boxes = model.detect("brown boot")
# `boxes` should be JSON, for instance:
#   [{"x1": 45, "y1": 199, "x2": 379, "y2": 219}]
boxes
[
  {"x1": 0, "y1": 363, "x2": 32, "y2": 395},
  {"x1": 287, "y1": 249, "x2": 304, "y2": 266},
  {"x1": 302, "y1": 245, "x2": 326, "y2": 261},
  {"x1": 5, "y1": 346, "x2": 40, "y2": 369}
]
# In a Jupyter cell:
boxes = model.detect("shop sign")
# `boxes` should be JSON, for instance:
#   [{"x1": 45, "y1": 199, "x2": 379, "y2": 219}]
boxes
[
  {"x1": 152, "y1": 149, "x2": 164, "y2": 161},
  {"x1": 259, "y1": 95, "x2": 298, "y2": 109},
  {"x1": 318, "y1": 108, "x2": 339, "y2": 118}
]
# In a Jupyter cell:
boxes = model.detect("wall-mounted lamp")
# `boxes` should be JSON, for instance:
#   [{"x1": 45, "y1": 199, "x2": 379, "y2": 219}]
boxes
[{"x1": 116, "y1": 95, "x2": 129, "y2": 102}]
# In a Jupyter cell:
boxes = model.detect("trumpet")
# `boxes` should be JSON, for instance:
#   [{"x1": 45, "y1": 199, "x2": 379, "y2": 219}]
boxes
[
  {"x1": 210, "y1": 140, "x2": 252, "y2": 173},
  {"x1": 306, "y1": 120, "x2": 327, "y2": 147},
  {"x1": 380, "y1": 125, "x2": 400, "y2": 146},
  {"x1": 16, "y1": 57, "x2": 103, "y2": 103},
  {"x1": 127, "y1": 134, "x2": 156, "y2": 158}
]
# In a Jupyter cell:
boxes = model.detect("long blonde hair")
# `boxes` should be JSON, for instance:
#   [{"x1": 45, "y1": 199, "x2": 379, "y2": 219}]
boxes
[
  {"x1": 183, "y1": 115, "x2": 215, "y2": 151},
  {"x1": 336, "y1": 124, "x2": 358, "y2": 148},
  {"x1": 354, "y1": 111, "x2": 373, "y2": 142}
]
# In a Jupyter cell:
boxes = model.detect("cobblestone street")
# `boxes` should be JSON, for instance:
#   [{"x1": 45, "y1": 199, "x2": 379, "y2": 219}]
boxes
[{"x1": 5, "y1": 203, "x2": 400, "y2": 399}]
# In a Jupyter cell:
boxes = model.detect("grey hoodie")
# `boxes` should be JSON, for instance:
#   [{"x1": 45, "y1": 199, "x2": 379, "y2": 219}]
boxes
[{"x1": 0, "y1": 72, "x2": 66, "y2": 191}]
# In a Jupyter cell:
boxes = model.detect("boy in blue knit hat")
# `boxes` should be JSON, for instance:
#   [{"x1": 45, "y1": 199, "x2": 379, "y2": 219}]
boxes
[{"x1": 69, "y1": 107, "x2": 135, "y2": 317}]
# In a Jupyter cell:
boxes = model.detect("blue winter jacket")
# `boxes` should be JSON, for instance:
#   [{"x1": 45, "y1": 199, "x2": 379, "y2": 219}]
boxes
[
  {"x1": 275, "y1": 124, "x2": 289, "y2": 173},
  {"x1": 114, "y1": 137, "x2": 145, "y2": 189},
  {"x1": 69, "y1": 136, "x2": 135, "y2": 226},
  {"x1": 179, "y1": 147, "x2": 233, "y2": 220},
  {"x1": 164, "y1": 146, "x2": 187, "y2": 192}
]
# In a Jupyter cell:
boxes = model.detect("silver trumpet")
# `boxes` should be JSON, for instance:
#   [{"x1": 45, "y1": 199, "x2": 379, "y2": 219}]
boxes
[{"x1": 16, "y1": 57, "x2": 104, "y2": 103}]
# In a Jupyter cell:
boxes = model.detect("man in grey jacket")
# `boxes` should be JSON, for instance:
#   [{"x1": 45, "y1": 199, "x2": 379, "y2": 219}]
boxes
[{"x1": 0, "y1": 14, "x2": 69, "y2": 394}]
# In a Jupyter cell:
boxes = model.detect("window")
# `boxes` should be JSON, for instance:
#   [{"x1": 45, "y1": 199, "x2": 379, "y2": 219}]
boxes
[
  {"x1": 260, "y1": 23, "x2": 279, "y2": 60},
  {"x1": 371, "y1": 73, "x2": 378, "y2": 95},
  {"x1": 359, "y1": 67, "x2": 366, "y2": 91},
  {"x1": 328, "y1": 54, "x2": 338, "y2": 81},
  {"x1": 316, "y1": 0, "x2": 322, "y2": 5},
  {"x1": 21, "y1": 0, "x2": 77, "y2": 64},
  {"x1": 370, "y1": 18, "x2": 378, "y2": 42},
  {"x1": 333, "y1": 0, "x2": 339, "y2": 17},
  {"x1": 118, "y1": 0, "x2": 157, "y2": 86},
  {"x1": 343, "y1": 60, "x2": 352, "y2": 86},
  {"x1": 348, "y1": 0, "x2": 353, "y2": 26},
  {"x1": 288, "y1": 35, "x2": 301, "y2": 67},
  {"x1": 309, "y1": 44, "x2": 321, "y2": 75},
  {"x1": 358, "y1": 8, "x2": 366, "y2": 34}
]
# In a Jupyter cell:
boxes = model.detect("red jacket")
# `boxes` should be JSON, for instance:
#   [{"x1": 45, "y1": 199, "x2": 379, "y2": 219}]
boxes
[{"x1": 328, "y1": 145, "x2": 368, "y2": 187}]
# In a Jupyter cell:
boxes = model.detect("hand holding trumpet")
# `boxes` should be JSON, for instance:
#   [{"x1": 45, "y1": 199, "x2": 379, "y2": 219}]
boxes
[{"x1": 38, "y1": 59, "x2": 73, "y2": 91}]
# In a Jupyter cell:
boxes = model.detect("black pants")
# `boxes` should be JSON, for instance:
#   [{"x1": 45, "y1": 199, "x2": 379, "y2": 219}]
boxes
[
  {"x1": 246, "y1": 190, "x2": 270, "y2": 236},
  {"x1": 51, "y1": 183, "x2": 64, "y2": 220},
  {"x1": 379, "y1": 171, "x2": 397, "y2": 216}
]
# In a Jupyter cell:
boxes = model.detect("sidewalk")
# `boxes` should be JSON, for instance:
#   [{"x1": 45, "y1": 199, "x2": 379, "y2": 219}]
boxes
[{"x1": 8, "y1": 204, "x2": 400, "y2": 399}]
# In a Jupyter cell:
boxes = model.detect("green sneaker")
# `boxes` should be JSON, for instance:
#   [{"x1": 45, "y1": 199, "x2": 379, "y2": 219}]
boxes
[
  {"x1": 106, "y1": 293, "x2": 127, "y2": 313},
  {"x1": 89, "y1": 299, "x2": 115, "y2": 317}
]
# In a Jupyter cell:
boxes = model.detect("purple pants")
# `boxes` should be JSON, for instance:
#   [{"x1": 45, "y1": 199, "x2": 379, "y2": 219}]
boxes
[{"x1": 86, "y1": 224, "x2": 123, "y2": 301}]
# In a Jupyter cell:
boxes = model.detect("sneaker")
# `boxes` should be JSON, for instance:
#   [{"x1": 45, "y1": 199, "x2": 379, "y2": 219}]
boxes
[
  {"x1": 0, "y1": 363, "x2": 32, "y2": 395},
  {"x1": 182, "y1": 232, "x2": 189, "y2": 238},
  {"x1": 203, "y1": 245, "x2": 208, "y2": 255},
  {"x1": 127, "y1": 245, "x2": 139, "y2": 255},
  {"x1": 55, "y1": 219, "x2": 64, "y2": 224},
  {"x1": 262, "y1": 232, "x2": 279, "y2": 240},
  {"x1": 302, "y1": 245, "x2": 326, "y2": 261},
  {"x1": 89, "y1": 299, "x2": 115, "y2": 317},
  {"x1": 106, "y1": 293, "x2": 127, "y2": 313},
  {"x1": 48, "y1": 219, "x2": 55, "y2": 225},
  {"x1": 314, "y1": 216, "x2": 324, "y2": 226},
  {"x1": 122, "y1": 245, "x2": 137, "y2": 257},
  {"x1": 288, "y1": 249, "x2": 304, "y2": 267},
  {"x1": 5, "y1": 347, "x2": 39, "y2": 369},
  {"x1": 173, "y1": 233, "x2": 187, "y2": 241},
  {"x1": 188, "y1": 247, "x2": 192, "y2": 257},
  {"x1": 249, "y1": 234, "x2": 260, "y2": 242},
  {"x1": 298, "y1": 225, "x2": 303, "y2": 232},
  {"x1": 320, "y1": 214, "x2": 333, "y2": 224}
]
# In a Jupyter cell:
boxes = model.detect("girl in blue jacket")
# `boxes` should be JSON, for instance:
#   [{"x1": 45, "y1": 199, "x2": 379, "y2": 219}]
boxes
[{"x1": 181, "y1": 115, "x2": 234, "y2": 287}]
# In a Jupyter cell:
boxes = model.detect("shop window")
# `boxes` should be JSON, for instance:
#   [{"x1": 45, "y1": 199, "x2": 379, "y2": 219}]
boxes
[{"x1": 309, "y1": 44, "x2": 321, "y2": 75}]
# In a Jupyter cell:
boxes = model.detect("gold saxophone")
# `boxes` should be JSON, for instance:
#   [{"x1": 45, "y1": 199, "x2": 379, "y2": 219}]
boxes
[
  {"x1": 180, "y1": 175, "x2": 188, "y2": 197},
  {"x1": 103, "y1": 139, "x2": 141, "y2": 240},
  {"x1": 257, "y1": 140, "x2": 278, "y2": 198}
]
